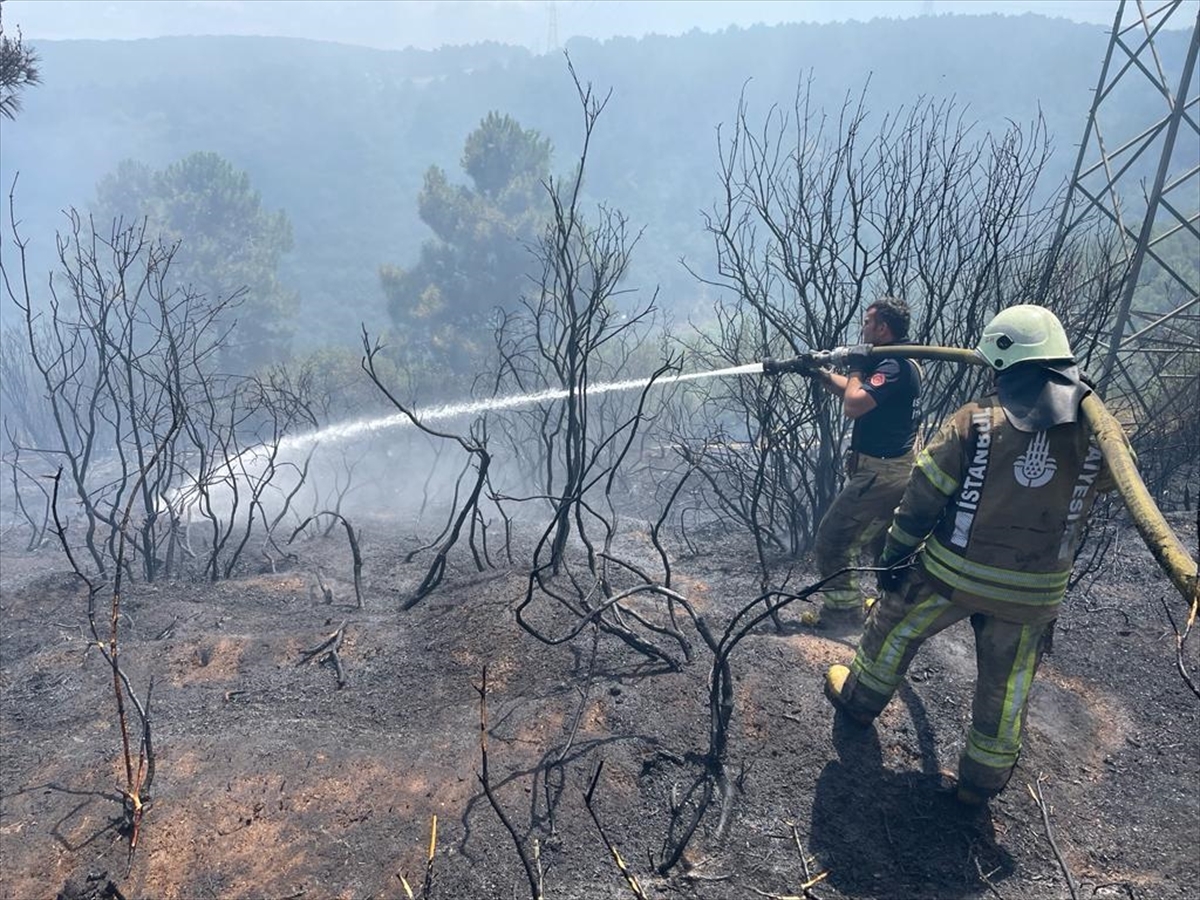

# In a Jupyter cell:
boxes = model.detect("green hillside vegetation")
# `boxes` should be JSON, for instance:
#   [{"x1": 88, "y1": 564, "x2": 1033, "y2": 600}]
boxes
[
  {"x1": 1, "y1": 17, "x2": 1190, "y2": 353},
  {"x1": 92, "y1": 151, "x2": 298, "y2": 370}
]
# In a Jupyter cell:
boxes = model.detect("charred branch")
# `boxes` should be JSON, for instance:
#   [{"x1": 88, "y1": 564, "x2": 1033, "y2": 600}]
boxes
[
  {"x1": 362, "y1": 330, "x2": 494, "y2": 610},
  {"x1": 584, "y1": 761, "x2": 650, "y2": 900},
  {"x1": 290, "y1": 512, "x2": 365, "y2": 609},
  {"x1": 1027, "y1": 776, "x2": 1079, "y2": 900},
  {"x1": 1158, "y1": 591, "x2": 1200, "y2": 700},
  {"x1": 297, "y1": 621, "x2": 347, "y2": 689},
  {"x1": 474, "y1": 665, "x2": 545, "y2": 900}
]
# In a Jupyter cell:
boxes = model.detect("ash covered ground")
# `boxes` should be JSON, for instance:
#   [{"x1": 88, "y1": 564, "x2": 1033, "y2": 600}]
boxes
[{"x1": 1, "y1": 486, "x2": 1197, "y2": 899}]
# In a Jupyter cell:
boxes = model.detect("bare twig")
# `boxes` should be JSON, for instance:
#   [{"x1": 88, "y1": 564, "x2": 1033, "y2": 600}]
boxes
[
  {"x1": 361, "y1": 330, "x2": 493, "y2": 609},
  {"x1": 395, "y1": 814, "x2": 437, "y2": 899},
  {"x1": 474, "y1": 666, "x2": 544, "y2": 900},
  {"x1": 657, "y1": 570, "x2": 847, "y2": 875},
  {"x1": 784, "y1": 821, "x2": 827, "y2": 900},
  {"x1": 1158, "y1": 593, "x2": 1200, "y2": 700},
  {"x1": 314, "y1": 567, "x2": 335, "y2": 605},
  {"x1": 971, "y1": 841, "x2": 1008, "y2": 900},
  {"x1": 649, "y1": 464, "x2": 695, "y2": 591},
  {"x1": 584, "y1": 761, "x2": 650, "y2": 900},
  {"x1": 112, "y1": 440, "x2": 177, "y2": 872},
  {"x1": 543, "y1": 623, "x2": 601, "y2": 835},
  {"x1": 422, "y1": 814, "x2": 437, "y2": 899},
  {"x1": 1027, "y1": 776, "x2": 1079, "y2": 900},
  {"x1": 290, "y1": 512, "x2": 365, "y2": 608},
  {"x1": 746, "y1": 824, "x2": 830, "y2": 897},
  {"x1": 297, "y1": 621, "x2": 347, "y2": 688}
]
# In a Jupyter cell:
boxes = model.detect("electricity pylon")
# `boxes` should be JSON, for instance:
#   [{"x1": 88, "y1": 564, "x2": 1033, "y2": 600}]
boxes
[
  {"x1": 1045, "y1": 0, "x2": 1199, "y2": 468},
  {"x1": 546, "y1": 0, "x2": 559, "y2": 53}
]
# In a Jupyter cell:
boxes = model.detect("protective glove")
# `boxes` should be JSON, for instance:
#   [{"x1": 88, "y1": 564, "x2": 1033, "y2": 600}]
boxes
[
  {"x1": 843, "y1": 343, "x2": 874, "y2": 373},
  {"x1": 877, "y1": 564, "x2": 907, "y2": 595},
  {"x1": 876, "y1": 541, "x2": 912, "y2": 594}
]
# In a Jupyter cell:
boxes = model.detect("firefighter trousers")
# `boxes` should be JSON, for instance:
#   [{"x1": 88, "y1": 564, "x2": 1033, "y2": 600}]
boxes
[
  {"x1": 815, "y1": 451, "x2": 914, "y2": 611},
  {"x1": 837, "y1": 578, "x2": 1053, "y2": 797}
]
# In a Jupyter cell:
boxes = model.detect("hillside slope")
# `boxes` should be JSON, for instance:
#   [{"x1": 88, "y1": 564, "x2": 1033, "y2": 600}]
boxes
[
  {"x1": 1, "y1": 17, "x2": 1189, "y2": 347},
  {"x1": 2, "y1": 506, "x2": 1197, "y2": 899}
]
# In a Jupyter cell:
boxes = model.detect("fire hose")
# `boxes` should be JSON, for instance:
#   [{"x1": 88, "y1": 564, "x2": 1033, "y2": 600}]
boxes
[{"x1": 762, "y1": 345, "x2": 1198, "y2": 607}]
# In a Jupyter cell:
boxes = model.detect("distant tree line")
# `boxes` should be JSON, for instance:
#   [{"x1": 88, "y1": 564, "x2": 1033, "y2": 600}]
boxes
[{"x1": 3, "y1": 18, "x2": 1190, "y2": 348}]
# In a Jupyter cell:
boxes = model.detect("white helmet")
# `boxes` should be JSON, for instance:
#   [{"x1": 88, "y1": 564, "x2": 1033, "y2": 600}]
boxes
[{"x1": 976, "y1": 305, "x2": 1074, "y2": 370}]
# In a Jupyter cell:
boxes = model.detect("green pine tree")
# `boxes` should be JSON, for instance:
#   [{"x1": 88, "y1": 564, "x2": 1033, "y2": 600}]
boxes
[
  {"x1": 381, "y1": 112, "x2": 552, "y2": 376},
  {"x1": 93, "y1": 151, "x2": 298, "y2": 371}
]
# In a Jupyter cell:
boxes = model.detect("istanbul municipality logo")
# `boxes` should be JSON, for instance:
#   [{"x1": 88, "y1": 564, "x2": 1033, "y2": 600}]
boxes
[{"x1": 1014, "y1": 431, "x2": 1057, "y2": 488}]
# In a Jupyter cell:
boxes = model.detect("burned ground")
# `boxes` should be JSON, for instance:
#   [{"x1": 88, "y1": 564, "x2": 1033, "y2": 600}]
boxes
[{"x1": 1, "y1": 505, "x2": 1197, "y2": 900}]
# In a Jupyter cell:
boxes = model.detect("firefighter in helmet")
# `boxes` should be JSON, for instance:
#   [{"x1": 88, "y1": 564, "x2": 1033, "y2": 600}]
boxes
[{"x1": 822, "y1": 304, "x2": 1128, "y2": 804}]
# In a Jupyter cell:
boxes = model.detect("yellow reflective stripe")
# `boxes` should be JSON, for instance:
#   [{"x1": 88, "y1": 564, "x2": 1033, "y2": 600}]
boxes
[
  {"x1": 823, "y1": 589, "x2": 861, "y2": 610},
  {"x1": 824, "y1": 590, "x2": 859, "y2": 602},
  {"x1": 916, "y1": 450, "x2": 958, "y2": 496},
  {"x1": 851, "y1": 593, "x2": 952, "y2": 695},
  {"x1": 965, "y1": 725, "x2": 1019, "y2": 769},
  {"x1": 888, "y1": 522, "x2": 923, "y2": 548},
  {"x1": 849, "y1": 519, "x2": 886, "y2": 558},
  {"x1": 844, "y1": 518, "x2": 890, "y2": 595},
  {"x1": 850, "y1": 654, "x2": 879, "y2": 690},
  {"x1": 927, "y1": 538, "x2": 1071, "y2": 591},
  {"x1": 923, "y1": 552, "x2": 1064, "y2": 606},
  {"x1": 1000, "y1": 625, "x2": 1040, "y2": 746}
]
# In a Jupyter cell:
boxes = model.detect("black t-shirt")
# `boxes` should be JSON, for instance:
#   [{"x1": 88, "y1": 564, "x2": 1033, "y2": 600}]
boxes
[{"x1": 850, "y1": 357, "x2": 922, "y2": 458}]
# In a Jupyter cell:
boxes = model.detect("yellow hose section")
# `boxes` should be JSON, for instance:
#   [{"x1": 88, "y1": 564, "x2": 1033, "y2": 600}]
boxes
[
  {"x1": 876, "y1": 344, "x2": 985, "y2": 365},
  {"x1": 1080, "y1": 393, "x2": 1198, "y2": 605},
  {"x1": 869, "y1": 345, "x2": 1198, "y2": 606}
]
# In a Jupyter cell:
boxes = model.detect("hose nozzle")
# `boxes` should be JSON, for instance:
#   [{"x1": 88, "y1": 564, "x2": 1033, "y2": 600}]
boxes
[
  {"x1": 762, "y1": 354, "x2": 819, "y2": 376},
  {"x1": 764, "y1": 347, "x2": 870, "y2": 375}
]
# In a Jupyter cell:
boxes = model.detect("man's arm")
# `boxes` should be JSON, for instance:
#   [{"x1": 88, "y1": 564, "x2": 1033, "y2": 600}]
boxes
[
  {"x1": 880, "y1": 412, "x2": 965, "y2": 565},
  {"x1": 828, "y1": 356, "x2": 912, "y2": 419},
  {"x1": 815, "y1": 369, "x2": 878, "y2": 419}
]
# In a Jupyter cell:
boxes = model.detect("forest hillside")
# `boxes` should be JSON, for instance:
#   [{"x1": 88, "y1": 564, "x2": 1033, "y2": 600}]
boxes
[{"x1": 2, "y1": 14, "x2": 1190, "y2": 348}]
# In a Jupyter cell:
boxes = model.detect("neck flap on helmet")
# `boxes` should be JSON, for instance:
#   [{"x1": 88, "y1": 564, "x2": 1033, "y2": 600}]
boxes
[{"x1": 994, "y1": 361, "x2": 1091, "y2": 433}]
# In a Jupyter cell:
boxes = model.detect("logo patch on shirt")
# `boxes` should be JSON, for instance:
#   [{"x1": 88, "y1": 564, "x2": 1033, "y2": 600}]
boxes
[
  {"x1": 869, "y1": 372, "x2": 886, "y2": 387},
  {"x1": 1013, "y1": 431, "x2": 1057, "y2": 488}
]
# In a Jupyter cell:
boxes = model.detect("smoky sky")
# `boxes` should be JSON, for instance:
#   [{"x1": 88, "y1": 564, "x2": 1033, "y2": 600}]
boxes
[{"x1": 7, "y1": 0, "x2": 1125, "y2": 52}]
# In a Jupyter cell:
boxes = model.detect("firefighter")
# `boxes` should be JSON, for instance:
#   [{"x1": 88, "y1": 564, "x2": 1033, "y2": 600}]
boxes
[
  {"x1": 806, "y1": 296, "x2": 923, "y2": 629},
  {"x1": 822, "y1": 304, "x2": 1127, "y2": 805}
]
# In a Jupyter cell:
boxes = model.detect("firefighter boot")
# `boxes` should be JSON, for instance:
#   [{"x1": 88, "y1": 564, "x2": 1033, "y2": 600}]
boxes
[
  {"x1": 935, "y1": 773, "x2": 991, "y2": 808},
  {"x1": 801, "y1": 605, "x2": 863, "y2": 634},
  {"x1": 823, "y1": 665, "x2": 876, "y2": 726},
  {"x1": 955, "y1": 782, "x2": 989, "y2": 807}
]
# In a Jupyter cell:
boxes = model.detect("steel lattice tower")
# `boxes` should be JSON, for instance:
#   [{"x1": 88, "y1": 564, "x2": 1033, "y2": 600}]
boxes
[{"x1": 1046, "y1": 0, "x2": 1199, "y2": 452}]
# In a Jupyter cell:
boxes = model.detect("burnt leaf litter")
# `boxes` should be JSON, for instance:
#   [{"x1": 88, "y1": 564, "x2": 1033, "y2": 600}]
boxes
[{"x1": 1, "y1": 505, "x2": 1197, "y2": 900}]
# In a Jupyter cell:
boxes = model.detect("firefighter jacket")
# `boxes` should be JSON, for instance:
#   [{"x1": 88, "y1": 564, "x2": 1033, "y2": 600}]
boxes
[{"x1": 881, "y1": 394, "x2": 1125, "y2": 624}]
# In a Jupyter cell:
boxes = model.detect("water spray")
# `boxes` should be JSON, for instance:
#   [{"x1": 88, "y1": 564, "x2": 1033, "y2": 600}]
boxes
[
  {"x1": 165, "y1": 361, "x2": 766, "y2": 517},
  {"x1": 273, "y1": 361, "x2": 766, "y2": 454}
]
